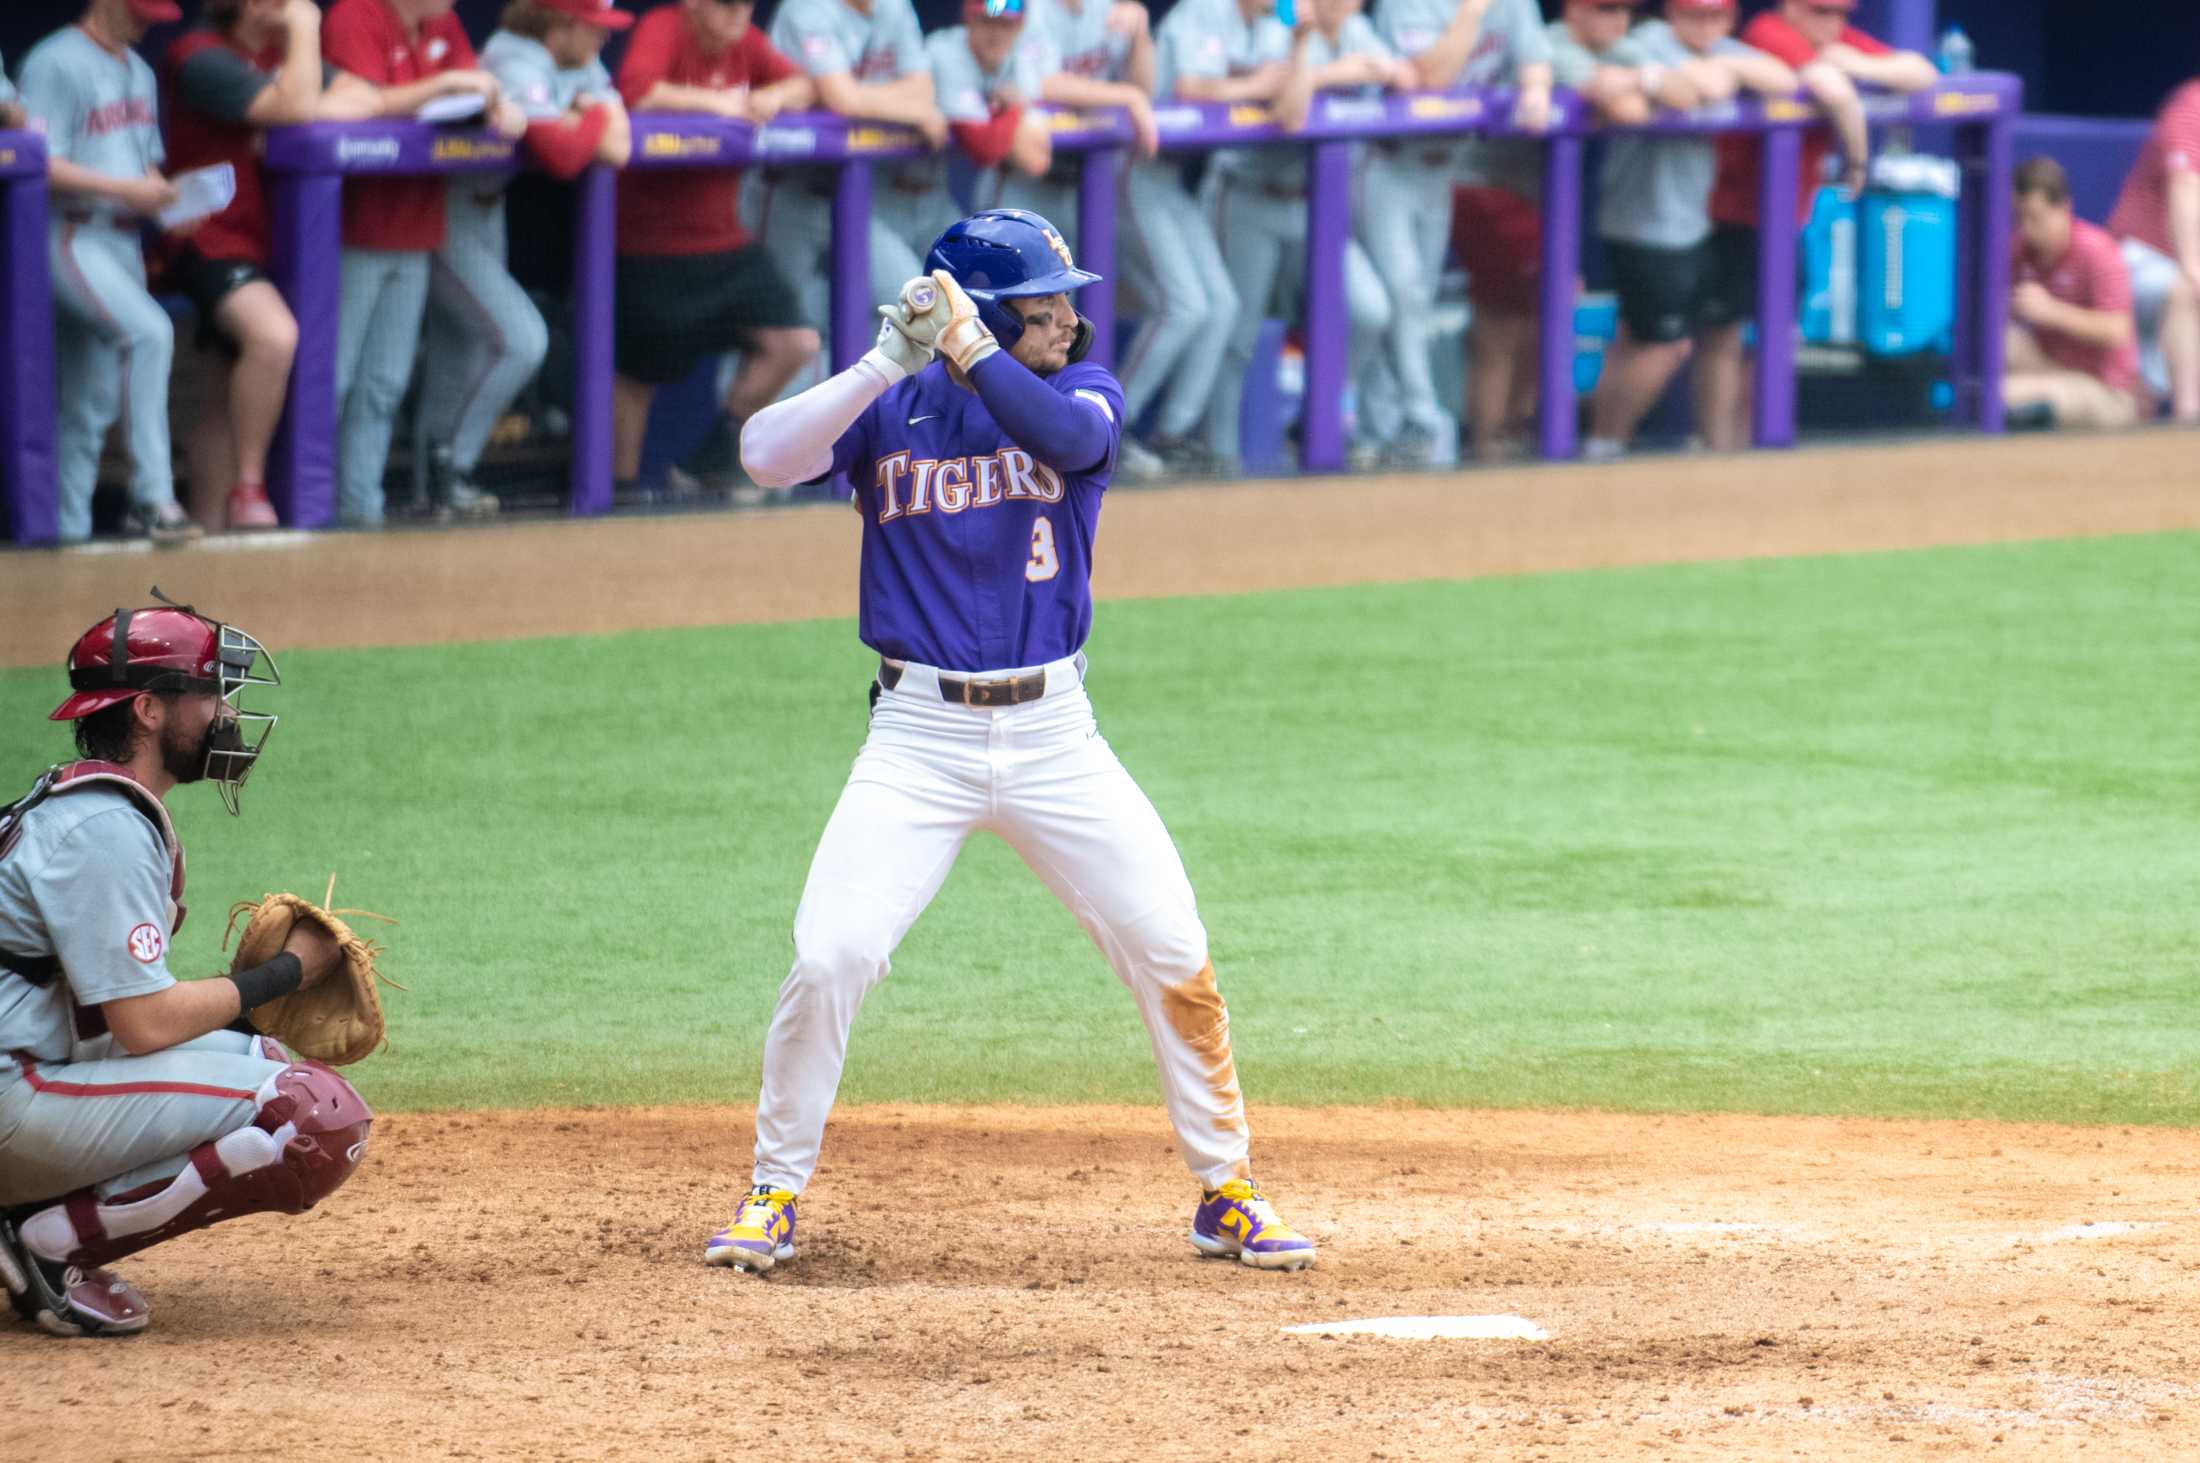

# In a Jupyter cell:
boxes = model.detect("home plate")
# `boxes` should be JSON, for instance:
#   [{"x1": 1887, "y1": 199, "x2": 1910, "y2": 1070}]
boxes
[{"x1": 1283, "y1": 1316, "x2": 1550, "y2": 1341}]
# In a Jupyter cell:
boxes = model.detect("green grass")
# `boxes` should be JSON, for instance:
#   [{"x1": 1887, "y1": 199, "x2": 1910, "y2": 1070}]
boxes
[{"x1": 6, "y1": 531, "x2": 2197, "y2": 1124}]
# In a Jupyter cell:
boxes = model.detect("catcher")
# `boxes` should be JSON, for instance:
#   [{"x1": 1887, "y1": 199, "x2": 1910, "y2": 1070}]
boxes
[{"x1": 0, "y1": 595, "x2": 380, "y2": 1338}]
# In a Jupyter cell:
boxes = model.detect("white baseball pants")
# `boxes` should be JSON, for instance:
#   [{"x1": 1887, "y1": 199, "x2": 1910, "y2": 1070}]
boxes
[{"x1": 751, "y1": 656, "x2": 1254, "y2": 1194}]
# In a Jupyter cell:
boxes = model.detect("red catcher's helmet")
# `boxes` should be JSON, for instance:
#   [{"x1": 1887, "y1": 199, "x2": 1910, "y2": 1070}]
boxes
[{"x1": 49, "y1": 590, "x2": 281, "y2": 815}]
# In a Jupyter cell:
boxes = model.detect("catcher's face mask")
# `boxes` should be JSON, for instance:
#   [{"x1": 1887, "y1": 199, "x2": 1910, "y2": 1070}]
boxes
[{"x1": 203, "y1": 619, "x2": 281, "y2": 816}]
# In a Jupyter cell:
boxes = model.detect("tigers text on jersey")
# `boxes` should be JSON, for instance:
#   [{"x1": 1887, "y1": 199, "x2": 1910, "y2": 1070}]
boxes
[{"x1": 829, "y1": 360, "x2": 1124, "y2": 672}]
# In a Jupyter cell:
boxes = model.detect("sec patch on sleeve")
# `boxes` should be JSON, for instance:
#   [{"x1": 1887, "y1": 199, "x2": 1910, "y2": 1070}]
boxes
[{"x1": 127, "y1": 922, "x2": 165, "y2": 964}]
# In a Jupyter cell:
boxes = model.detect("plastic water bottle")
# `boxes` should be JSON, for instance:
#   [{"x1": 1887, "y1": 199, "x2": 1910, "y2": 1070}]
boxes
[{"x1": 1937, "y1": 25, "x2": 1974, "y2": 76}]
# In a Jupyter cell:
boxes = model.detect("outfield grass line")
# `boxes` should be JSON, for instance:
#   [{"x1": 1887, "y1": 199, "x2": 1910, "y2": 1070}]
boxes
[{"x1": 5, "y1": 430, "x2": 2197, "y2": 666}]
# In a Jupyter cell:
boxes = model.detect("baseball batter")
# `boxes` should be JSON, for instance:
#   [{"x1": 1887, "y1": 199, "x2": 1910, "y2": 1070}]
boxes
[
  {"x1": 1, "y1": 597, "x2": 369, "y2": 1338},
  {"x1": 713, "y1": 208, "x2": 1315, "y2": 1276},
  {"x1": 18, "y1": 0, "x2": 202, "y2": 547}
]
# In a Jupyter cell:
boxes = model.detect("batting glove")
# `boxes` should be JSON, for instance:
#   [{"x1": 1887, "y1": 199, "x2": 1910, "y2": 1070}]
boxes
[
  {"x1": 863, "y1": 303, "x2": 934, "y2": 383},
  {"x1": 893, "y1": 276, "x2": 950, "y2": 349},
  {"x1": 930, "y1": 269, "x2": 1000, "y2": 373}
]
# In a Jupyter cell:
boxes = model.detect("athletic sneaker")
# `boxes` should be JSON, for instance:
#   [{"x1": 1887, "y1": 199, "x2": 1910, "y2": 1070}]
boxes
[
  {"x1": 0, "y1": 1216, "x2": 149, "y2": 1338},
  {"x1": 227, "y1": 483, "x2": 280, "y2": 531},
  {"x1": 1189, "y1": 1180, "x2": 1317, "y2": 1271},
  {"x1": 125, "y1": 501, "x2": 204, "y2": 547},
  {"x1": 704, "y1": 1186, "x2": 797, "y2": 1274}
]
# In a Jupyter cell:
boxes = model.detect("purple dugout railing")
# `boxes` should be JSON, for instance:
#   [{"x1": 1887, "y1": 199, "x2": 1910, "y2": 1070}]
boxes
[{"x1": 0, "y1": 72, "x2": 2018, "y2": 543}]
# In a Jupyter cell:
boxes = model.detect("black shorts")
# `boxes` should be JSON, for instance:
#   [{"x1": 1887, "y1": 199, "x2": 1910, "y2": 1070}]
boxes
[
  {"x1": 615, "y1": 245, "x2": 808, "y2": 386},
  {"x1": 1606, "y1": 239, "x2": 1710, "y2": 344},
  {"x1": 1698, "y1": 223, "x2": 1760, "y2": 330},
  {"x1": 173, "y1": 247, "x2": 270, "y2": 356}
]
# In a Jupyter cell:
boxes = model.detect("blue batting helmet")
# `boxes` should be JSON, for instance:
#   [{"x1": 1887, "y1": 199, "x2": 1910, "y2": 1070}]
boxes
[{"x1": 923, "y1": 209, "x2": 1102, "y2": 349}]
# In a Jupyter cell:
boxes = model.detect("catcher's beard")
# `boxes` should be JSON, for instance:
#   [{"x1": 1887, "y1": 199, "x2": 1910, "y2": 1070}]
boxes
[{"x1": 160, "y1": 715, "x2": 239, "y2": 785}]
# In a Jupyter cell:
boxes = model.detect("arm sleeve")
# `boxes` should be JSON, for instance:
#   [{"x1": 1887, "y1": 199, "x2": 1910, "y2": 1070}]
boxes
[
  {"x1": 953, "y1": 110, "x2": 1022, "y2": 167},
  {"x1": 777, "y1": 11, "x2": 855, "y2": 76},
  {"x1": 967, "y1": 354, "x2": 1115, "y2": 473},
  {"x1": 176, "y1": 47, "x2": 277, "y2": 124},
  {"x1": 33, "y1": 810, "x2": 177, "y2": 1006},
  {"x1": 617, "y1": 13, "x2": 678, "y2": 106},
  {"x1": 18, "y1": 52, "x2": 81, "y2": 158},
  {"x1": 748, "y1": 25, "x2": 809, "y2": 88},
  {"x1": 525, "y1": 108, "x2": 610, "y2": 178},
  {"x1": 741, "y1": 358, "x2": 898, "y2": 488}
]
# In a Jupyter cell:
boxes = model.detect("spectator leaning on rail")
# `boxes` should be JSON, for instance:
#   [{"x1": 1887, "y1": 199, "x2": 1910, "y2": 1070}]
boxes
[
  {"x1": 758, "y1": 0, "x2": 950, "y2": 369},
  {"x1": 413, "y1": 0, "x2": 633, "y2": 522},
  {"x1": 611, "y1": 0, "x2": 818, "y2": 503},
  {"x1": 1008, "y1": 0, "x2": 1158, "y2": 228},
  {"x1": 2105, "y1": 77, "x2": 2200, "y2": 424},
  {"x1": 162, "y1": 0, "x2": 380, "y2": 536},
  {"x1": 1196, "y1": 0, "x2": 1404, "y2": 471},
  {"x1": 2004, "y1": 157, "x2": 2146, "y2": 432},
  {"x1": 19, "y1": 0, "x2": 202, "y2": 548},
  {"x1": 1359, "y1": 0, "x2": 1553, "y2": 469},
  {"x1": 1578, "y1": 0, "x2": 1796, "y2": 461},
  {"x1": 322, "y1": 0, "x2": 526, "y2": 528},
  {"x1": 1122, "y1": 0, "x2": 1301, "y2": 480},
  {"x1": 1, "y1": 50, "x2": 25, "y2": 129},
  {"x1": 929, "y1": 0, "x2": 1052, "y2": 216},
  {"x1": 1696, "y1": 0, "x2": 1931, "y2": 451}
]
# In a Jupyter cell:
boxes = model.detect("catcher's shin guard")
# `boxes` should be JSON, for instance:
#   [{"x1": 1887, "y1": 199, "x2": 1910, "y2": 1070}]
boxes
[{"x1": 15, "y1": 1062, "x2": 372, "y2": 1269}]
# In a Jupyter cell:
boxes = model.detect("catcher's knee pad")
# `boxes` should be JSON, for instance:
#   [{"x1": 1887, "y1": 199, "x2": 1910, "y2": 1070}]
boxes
[{"x1": 18, "y1": 1062, "x2": 372, "y2": 1269}]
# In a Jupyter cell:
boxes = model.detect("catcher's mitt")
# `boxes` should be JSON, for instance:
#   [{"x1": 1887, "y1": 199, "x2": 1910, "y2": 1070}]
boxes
[{"x1": 225, "y1": 886, "x2": 398, "y2": 1066}]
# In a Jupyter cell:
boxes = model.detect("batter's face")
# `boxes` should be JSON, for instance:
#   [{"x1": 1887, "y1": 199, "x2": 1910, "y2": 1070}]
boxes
[
  {"x1": 1007, "y1": 293, "x2": 1077, "y2": 373},
  {"x1": 1568, "y1": 0, "x2": 1637, "y2": 50},
  {"x1": 2016, "y1": 192, "x2": 2072, "y2": 262},
  {"x1": 1667, "y1": 5, "x2": 1735, "y2": 53},
  {"x1": 1781, "y1": 0, "x2": 1849, "y2": 49}
]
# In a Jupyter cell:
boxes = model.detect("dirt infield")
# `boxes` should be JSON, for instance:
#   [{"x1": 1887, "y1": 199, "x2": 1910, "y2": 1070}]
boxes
[
  {"x1": 3, "y1": 1107, "x2": 2194, "y2": 1461},
  {"x1": 3, "y1": 431, "x2": 2198, "y2": 1459},
  {"x1": 5, "y1": 429, "x2": 2199, "y2": 668}
]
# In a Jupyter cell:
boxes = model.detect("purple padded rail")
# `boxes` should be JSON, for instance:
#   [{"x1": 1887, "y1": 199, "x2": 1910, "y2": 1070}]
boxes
[
  {"x1": 12, "y1": 74, "x2": 2022, "y2": 541},
  {"x1": 0, "y1": 132, "x2": 57, "y2": 547}
]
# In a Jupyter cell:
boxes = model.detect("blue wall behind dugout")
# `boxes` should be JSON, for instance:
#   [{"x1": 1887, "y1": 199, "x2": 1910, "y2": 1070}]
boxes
[{"x1": 2, "y1": 0, "x2": 2195, "y2": 126}]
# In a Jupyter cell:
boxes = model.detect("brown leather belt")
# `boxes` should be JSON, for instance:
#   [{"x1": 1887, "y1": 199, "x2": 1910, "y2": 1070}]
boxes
[{"x1": 878, "y1": 659, "x2": 1048, "y2": 708}]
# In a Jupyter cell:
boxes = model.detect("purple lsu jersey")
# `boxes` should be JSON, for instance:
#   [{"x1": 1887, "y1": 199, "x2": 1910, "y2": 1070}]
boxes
[{"x1": 829, "y1": 359, "x2": 1124, "y2": 672}]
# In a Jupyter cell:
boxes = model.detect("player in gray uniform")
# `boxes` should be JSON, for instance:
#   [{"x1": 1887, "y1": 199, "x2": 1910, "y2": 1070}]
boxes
[
  {"x1": 0, "y1": 597, "x2": 367, "y2": 1338},
  {"x1": 757, "y1": 0, "x2": 950, "y2": 345},
  {"x1": 929, "y1": 0, "x2": 1053, "y2": 217},
  {"x1": 420, "y1": 0, "x2": 632, "y2": 518},
  {"x1": 1128, "y1": 0, "x2": 1298, "y2": 476},
  {"x1": 1357, "y1": 0, "x2": 1551, "y2": 466},
  {"x1": 1578, "y1": 0, "x2": 1797, "y2": 459},
  {"x1": 19, "y1": 0, "x2": 202, "y2": 547},
  {"x1": 1014, "y1": 0, "x2": 1162, "y2": 226},
  {"x1": 1197, "y1": 0, "x2": 1405, "y2": 467}
]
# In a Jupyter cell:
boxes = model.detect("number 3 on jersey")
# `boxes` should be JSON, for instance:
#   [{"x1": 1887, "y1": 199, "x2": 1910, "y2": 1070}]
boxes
[{"x1": 1026, "y1": 516, "x2": 1060, "y2": 582}]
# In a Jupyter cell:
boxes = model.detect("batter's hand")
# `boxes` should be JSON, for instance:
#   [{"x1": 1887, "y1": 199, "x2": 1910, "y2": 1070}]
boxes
[
  {"x1": 869, "y1": 304, "x2": 934, "y2": 381},
  {"x1": 894, "y1": 276, "x2": 950, "y2": 347},
  {"x1": 930, "y1": 270, "x2": 1000, "y2": 373}
]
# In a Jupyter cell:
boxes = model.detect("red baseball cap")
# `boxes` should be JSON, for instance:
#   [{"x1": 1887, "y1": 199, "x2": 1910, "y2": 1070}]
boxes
[
  {"x1": 533, "y1": 0, "x2": 635, "y2": 29},
  {"x1": 126, "y1": 0, "x2": 184, "y2": 22}
]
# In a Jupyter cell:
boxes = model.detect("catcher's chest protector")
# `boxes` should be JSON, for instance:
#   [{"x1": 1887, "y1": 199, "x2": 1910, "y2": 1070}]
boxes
[{"x1": 1, "y1": 762, "x2": 187, "y2": 937}]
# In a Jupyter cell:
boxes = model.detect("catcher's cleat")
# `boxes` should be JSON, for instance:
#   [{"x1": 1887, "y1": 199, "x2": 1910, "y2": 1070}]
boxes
[
  {"x1": 704, "y1": 1186, "x2": 797, "y2": 1274},
  {"x1": 1189, "y1": 1180, "x2": 1317, "y2": 1271},
  {"x1": 0, "y1": 1218, "x2": 149, "y2": 1338}
]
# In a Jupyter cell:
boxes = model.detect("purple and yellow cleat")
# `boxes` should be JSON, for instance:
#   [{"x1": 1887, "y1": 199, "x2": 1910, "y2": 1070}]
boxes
[
  {"x1": 1189, "y1": 1180, "x2": 1317, "y2": 1271},
  {"x1": 704, "y1": 1186, "x2": 797, "y2": 1275}
]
